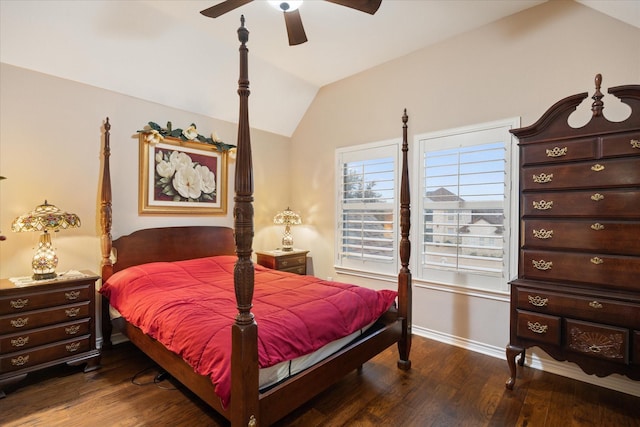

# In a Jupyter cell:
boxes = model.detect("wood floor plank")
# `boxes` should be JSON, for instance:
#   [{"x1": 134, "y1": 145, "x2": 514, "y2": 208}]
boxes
[{"x1": 1, "y1": 336, "x2": 638, "y2": 426}]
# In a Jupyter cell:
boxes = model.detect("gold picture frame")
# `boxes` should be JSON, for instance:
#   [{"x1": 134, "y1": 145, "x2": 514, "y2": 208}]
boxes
[{"x1": 139, "y1": 135, "x2": 227, "y2": 215}]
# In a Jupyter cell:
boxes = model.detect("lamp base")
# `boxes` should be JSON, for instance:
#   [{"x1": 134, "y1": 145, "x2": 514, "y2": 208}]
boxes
[{"x1": 32, "y1": 272, "x2": 57, "y2": 280}]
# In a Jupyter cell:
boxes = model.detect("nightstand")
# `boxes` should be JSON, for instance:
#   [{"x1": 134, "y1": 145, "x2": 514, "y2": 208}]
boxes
[
  {"x1": 0, "y1": 271, "x2": 101, "y2": 397},
  {"x1": 256, "y1": 249, "x2": 309, "y2": 275}
]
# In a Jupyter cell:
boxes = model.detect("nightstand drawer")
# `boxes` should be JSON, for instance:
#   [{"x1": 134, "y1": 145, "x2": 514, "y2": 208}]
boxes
[
  {"x1": 280, "y1": 265, "x2": 306, "y2": 275},
  {"x1": 0, "y1": 301, "x2": 90, "y2": 334},
  {"x1": 516, "y1": 310, "x2": 561, "y2": 345},
  {"x1": 634, "y1": 331, "x2": 640, "y2": 365},
  {"x1": 0, "y1": 319, "x2": 90, "y2": 354},
  {"x1": 0, "y1": 283, "x2": 92, "y2": 315},
  {"x1": 0, "y1": 336, "x2": 91, "y2": 373},
  {"x1": 566, "y1": 319, "x2": 628, "y2": 363},
  {"x1": 275, "y1": 255, "x2": 306, "y2": 269}
]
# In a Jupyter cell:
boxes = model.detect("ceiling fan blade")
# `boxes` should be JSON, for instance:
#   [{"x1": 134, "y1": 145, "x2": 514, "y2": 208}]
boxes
[
  {"x1": 200, "y1": 0, "x2": 253, "y2": 18},
  {"x1": 324, "y1": 0, "x2": 382, "y2": 14},
  {"x1": 284, "y1": 9, "x2": 308, "y2": 46}
]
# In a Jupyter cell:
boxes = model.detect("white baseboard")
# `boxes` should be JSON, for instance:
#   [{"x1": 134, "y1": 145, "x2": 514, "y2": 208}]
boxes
[{"x1": 412, "y1": 325, "x2": 640, "y2": 397}]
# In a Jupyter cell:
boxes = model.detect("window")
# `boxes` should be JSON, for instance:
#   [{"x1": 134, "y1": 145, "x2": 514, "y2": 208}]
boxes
[
  {"x1": 333, "y1": 119, "x2": 517, "y2": 291},
  {"x1": 335, "y1": 141, "x2": 399, "y2": 275},
  {"x1": 415, "y1": 119, "x2": 518, "y2": 292}
]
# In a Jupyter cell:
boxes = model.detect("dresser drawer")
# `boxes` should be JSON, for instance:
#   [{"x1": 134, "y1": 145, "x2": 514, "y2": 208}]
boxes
[
  {"x1": 521, "y1": 157, "x2": 640, "y2": 190},
  {"x1": 522, "y1": 189, "x2": 640, "y2": 218},
  {"x1": 0, "y1": 336, "x2": 91, "y2": 373},
  {"x1": 566, "y1": 319, "x2": 628, "y2": 363},
  {"x1": 515, "y1": 286, "x2": 640, "y2": 329},
  {"x1": 0, "y1": 301, "x2": 90, "y2": 334},
  {"x1": 633, "y1": 331, "x2": 640, "y2": 365},
  {"x1": 0, "y1": 283, "x2": 92, "y2": 315},
  {"x1": 522, "y1": 250, "x2": 640, "y2": 292},
  {"x1": 0, "y1": 319, "x2": 90, "y2": 354},
  {"x1": 522, "y1": 219, "x2": 640, "y2": 255},
  {"x1": 516, "y1": 310, "x2": 561, "y2": 344},
  {"x1": 521, "y1": 137, "x2": 597, "y2": 165},
  {"x1": 602, "y1": 132, "x2": 640, "y2": 158}
]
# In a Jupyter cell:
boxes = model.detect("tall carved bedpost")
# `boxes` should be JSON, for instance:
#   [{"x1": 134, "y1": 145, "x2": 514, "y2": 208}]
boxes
[
  {"x1": 231, "y1": 16, "x2": 259, "y2": 427},
  {"x1": 397, "y1": 109, "x2": 412, "y2": 370},
  {"x1": 100, "y1": 117, "x2": 114, "y2": 349}
]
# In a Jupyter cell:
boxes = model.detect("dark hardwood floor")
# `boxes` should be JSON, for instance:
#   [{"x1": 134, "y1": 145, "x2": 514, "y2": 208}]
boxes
[{"x1": 1, "y1": 335, "x2": 638, "y2": 426}]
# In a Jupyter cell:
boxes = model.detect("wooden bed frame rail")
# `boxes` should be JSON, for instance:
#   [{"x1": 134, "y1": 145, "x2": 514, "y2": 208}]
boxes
[{"x1": 100, "y1": 17, "x2": 411, "y2": 426}]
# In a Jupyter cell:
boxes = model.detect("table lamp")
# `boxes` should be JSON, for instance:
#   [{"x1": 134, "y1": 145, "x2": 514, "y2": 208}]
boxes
[
  {"x1": 273, "y1": 207, "x2": 301, "y2": 251},
  {"x1": 11, "y1": 200, "x2": 81, "y2": 280}
]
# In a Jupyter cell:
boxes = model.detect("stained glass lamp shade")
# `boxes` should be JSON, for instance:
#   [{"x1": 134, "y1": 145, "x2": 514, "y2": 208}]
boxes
[
  {"x1": 273, "y1": 207, "x2": 302, "y2": 251},
  {"x1": 11, "y1": 201, "x2": 81, "y2": 280}
]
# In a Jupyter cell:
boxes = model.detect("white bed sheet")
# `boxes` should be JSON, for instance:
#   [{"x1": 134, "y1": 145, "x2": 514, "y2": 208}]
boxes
[{"x1": 108, "y1": 306, "x2": 373, "y2": 390}]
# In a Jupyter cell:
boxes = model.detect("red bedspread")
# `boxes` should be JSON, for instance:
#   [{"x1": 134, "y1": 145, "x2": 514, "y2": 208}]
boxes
[{"x1": 100, "y1": 255, "x2": 397, "y2": 407}]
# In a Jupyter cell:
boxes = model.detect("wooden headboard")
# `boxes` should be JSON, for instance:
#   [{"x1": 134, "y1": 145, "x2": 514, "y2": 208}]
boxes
[{"x1": 110, "y1": 226, "x2": 235, "y2": 274}]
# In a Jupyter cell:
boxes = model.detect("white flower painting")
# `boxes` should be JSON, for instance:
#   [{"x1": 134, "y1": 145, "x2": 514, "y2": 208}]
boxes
[{"x1": 154, "y1": 148, "x2": 217, "y2": 203}]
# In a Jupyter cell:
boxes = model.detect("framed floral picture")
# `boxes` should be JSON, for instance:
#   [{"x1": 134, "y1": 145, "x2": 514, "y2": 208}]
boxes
[{"x1": 139, "y1": 135, "x2": 228, "y2": 215}]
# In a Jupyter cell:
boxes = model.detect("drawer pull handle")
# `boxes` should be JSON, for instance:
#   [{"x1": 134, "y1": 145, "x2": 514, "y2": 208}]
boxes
[
  {"x1": 281, "y1": 260, "x2": 289, "y2": 266},
  {"x1": 591, "y1": 163, "x2": 605, "y2": 172},
  {"x1": 527, "y1": 321, "x2": 548, "y2": 334},
  {"x1": 10, "y1": 317, "x2": 29, "y2": 328},
  {"x1": 630, "y1": 139, "x2": 639, "y2": 149},
  {"x1": 11, "y1": 355, "x2": 30, "y2": 366},
  {"x1": 532, "y1": 229, "x2": 553, "y2": 239},
  {"x1": 11, "y1": 336, "x2": 30, "y2": 347},
  {"x1": 65, "y1": 291, "x2": 81, "y2": 300},
  {"x1": 546, "y1": 147, "x2": 567, "y2": 157},
  {"x1": 590, "y1": 257, "x2": 603, "y2": 265},
  {"x1": 532, "y1": 259, "x2": 553, "y2": 271},
  {"x1": 10, "y1": 298, "x2": 29, "y2": 309},
  {"x1": 532, "y1": 200, "x2": 553, "y2": 210},
  {"x1": 589, "y1": 301, "x2": 603, "y2": 309},
  {"x1": 528, "y1": 295, "x2": 548, "y2": 307},
  {"x1": 532, "y1": 173, "x2": 553, "y2": 184},
  {"x1": 591, "y1": 193, "x2": 604, "y2": 201},
  {"x1": 65, "y1": 308, "x2": 81, "y2": 318},
  {"x1": 65, "y1": 325, "x2": 81, "y2": 335},
  {"x1": 590, "y1": 223, "x2": 605, "y2": 231},
  {"x1": 66, "y1": 342, "x2": 81, "y2": 353}
]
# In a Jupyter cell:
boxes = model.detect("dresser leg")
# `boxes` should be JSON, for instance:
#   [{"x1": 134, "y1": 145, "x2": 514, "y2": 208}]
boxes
[
  {"x1": 0, "y1": 373, "x2": 28, "y2": 398},
  {"x1": 505, "y1": 344, "x2": 524, "y2": 390}
]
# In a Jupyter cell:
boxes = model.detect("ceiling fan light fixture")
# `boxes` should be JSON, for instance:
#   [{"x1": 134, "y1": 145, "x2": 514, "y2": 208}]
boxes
[{"x1": 268, "y1": 0, "x2": 302, "y2": 12}]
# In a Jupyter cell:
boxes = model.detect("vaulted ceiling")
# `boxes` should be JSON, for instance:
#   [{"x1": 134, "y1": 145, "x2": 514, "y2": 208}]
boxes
[{"x1": 1, "y1": 1, "x2": 637, "y2": 136}]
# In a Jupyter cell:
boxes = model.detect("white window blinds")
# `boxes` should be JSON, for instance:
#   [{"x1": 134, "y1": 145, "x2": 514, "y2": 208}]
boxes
[{"x1": 336, "y1": 142, "x2": 398, "y2": 274}]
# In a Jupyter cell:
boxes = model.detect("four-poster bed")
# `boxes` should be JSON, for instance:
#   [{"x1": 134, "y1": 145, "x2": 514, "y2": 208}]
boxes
[{"x1": 99, "y1": 17, "x2": 412, "y2": 426}]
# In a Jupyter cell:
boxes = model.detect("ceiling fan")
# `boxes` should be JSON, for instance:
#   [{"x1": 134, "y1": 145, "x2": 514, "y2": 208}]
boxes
[{"x1": 200, "y1": 0, "x2": 382, "y2": 46}]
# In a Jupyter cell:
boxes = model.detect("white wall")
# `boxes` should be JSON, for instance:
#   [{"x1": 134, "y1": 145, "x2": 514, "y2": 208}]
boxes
[{"x1": 291, "y1": 0, "x2": 640, "y2": 395}]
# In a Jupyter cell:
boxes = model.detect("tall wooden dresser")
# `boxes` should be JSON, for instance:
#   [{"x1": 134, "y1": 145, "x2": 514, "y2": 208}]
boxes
[{"x1": 506, "y1": 75, "x2": 640, "y2": 389}]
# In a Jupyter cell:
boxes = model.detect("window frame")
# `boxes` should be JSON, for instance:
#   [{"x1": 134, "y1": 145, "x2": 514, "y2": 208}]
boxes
[
  {"x1": 413, "y1": 118, "x2": 520, "y2": 293},
  {"x1": 334, "y1": 139, "x2": 401, "y2": 277}
]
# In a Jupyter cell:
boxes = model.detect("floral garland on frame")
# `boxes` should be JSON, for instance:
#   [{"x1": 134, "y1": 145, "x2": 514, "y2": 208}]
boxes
[
  {"x1": 137, "y1": 121, "x2": 236, "y2": 153},
  {"x1": 138, "y1": 121, "x2": 235, "y2": 204}
]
